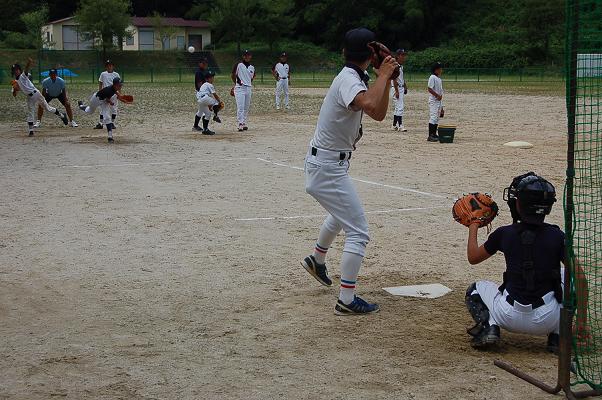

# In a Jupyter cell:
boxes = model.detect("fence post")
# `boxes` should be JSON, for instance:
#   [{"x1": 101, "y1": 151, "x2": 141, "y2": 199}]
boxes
[
  {"x1": 261, "y1": 68, "x2": 264, "y2": 84},
  {"x1": 179, "y1": 67, "x2": 182, "y2": 83},
  {"x1": 540, "y1": 69, "x2": 544, "y2": 82},
  {"x1": 498, "y1": 68, "x2": 502, "y2": 82},
  {"x1": 477, "y1": 69, "x2": 480, "y2": 82},
  {"x1": 151, "y1": 67, "x2": 154, "y2": 83},
  {"x1": 313, "y1": 68, "x2": 315, "y2": 82},
  {"x1": 92, "y1": 68, "x2": 95, "y2": 84},
  {"x1": 520, "y1": 68, "x2": 523, "y2": 82}
]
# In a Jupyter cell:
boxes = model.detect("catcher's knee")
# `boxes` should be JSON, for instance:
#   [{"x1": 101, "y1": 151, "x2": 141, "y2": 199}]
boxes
[{"x1": 465, "y1": 283, "x2": 490, "y2": 327}]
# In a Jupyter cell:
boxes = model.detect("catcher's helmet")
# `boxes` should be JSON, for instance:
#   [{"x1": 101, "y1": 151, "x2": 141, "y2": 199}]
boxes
[{"x1": 504, "y1": 172, "x2": 556, "y2": 224}]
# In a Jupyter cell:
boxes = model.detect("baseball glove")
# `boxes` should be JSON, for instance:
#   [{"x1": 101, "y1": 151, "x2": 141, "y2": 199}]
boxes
[
  {"x1": 229, "y1": 87, "x2": 235, "y2": 97},
  {"x1": 368, "y1": 41, "x2": 400, "y2": 80},
  {"x1": 452, "y1": 193, "x2": 499, "y2": 229},
  {"x1": 10, "y1": 79, "x2": 20, "y2": 93},
  {"x1": 212, "y1": 101, "x2": 225, "y2": 112},
  {"x1": 117, "y1": 94, "x2": 134, "y2": 104},
  {"x1": 440, "y1": 108, "x2": 445, "y2": 118}
]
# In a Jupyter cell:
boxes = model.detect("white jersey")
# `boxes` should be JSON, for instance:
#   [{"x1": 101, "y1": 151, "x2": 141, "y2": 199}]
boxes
[
  {"x1": 99, "y1": 71, "x2": 120, "y2": 89},
  {"x1": 273, "y1": 62, "x2": 290, "y2": 79},
  {"x1": 428, "y1": 74, "x2": 443, "y2": 102},
  {"x1": 311, "y1": 67, "x2": 368, "y2": 152},
  {"x1": 198, "y1": 82, "x2": 216, "y2": 97},
  {"x1": 16, "y1": 73, "x2": 37, "y2": 95},
  {"x1": 234, "y1": 63, "x2": 255, "y2": 87}
]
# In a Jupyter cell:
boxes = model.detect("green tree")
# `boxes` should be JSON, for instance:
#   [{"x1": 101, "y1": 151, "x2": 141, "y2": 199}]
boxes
[
  {"x1": 520, "y1": 0, "x2": 564, "y2": 63},
  {"x1": 75, "y1": 0, "x2": 132, "y2": 56},
  {"x1": 21, "y1": 4, "x2": 51, "y2": 49},
  {"x1": 151, "y1": 12, "x2": 178, "y2": 50},
  {"x1": 209, "y1": 0, "x2": 256, "y2": 54},
  {"x1": 254, "y1": 0, "x2": 294, "y2": 52}
]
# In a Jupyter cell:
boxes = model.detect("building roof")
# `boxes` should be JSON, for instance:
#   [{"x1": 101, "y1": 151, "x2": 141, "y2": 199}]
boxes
[
  {"x1": 131, "y1": 17, "x2": 210, "y2": 28},
  {"x1": 46, "y1": 16, "x2": 210, "y2": 28}
]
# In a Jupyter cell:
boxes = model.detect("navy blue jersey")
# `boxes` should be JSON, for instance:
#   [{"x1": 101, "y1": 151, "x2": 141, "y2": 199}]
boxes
[
  {"x1": 484, "y1": 223, "x2": 564, "y2": 304},
  {"x1": 96, "y1": 85, "x2": 117, "y2": 100},
  {"x1": 195, "y1": 68, "x2": 207, "y2": 91}
]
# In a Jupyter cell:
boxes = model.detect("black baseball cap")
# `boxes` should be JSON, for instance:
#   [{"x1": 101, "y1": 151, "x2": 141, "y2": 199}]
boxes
[
  {"x1": 11, "y1": 64, "x2": 21, "y2": 73},
  {"x1": 112, "y1": 77, "x2": 122, "y2": 85},
  {"x1": 49, "y1": 68, "x2": 58, "y2": 74},
  {"x1": 205, "y1": 70, "x2": 216, "y2": 77},
  {"x1": 105, "y1": 59, "x2": 113, "y2": 65},
  {"x1": 280, "y1": 52, "x2": 287, "y2": 57},
  {"x1": 199, "y1": 57, "x2": 208, "y2": 63},
  {"x1": 344, "y1": 28, "x2": 376, "y2": 62},
  {"x1": 431, "y1": 62, "x2": 443, "y2": 73},
  {"x1": 395, "y1": 49, "x2": 407, "y2": 55},
  {"x1": 242, "y1": 49, "x2": 252, "y2": 56}
]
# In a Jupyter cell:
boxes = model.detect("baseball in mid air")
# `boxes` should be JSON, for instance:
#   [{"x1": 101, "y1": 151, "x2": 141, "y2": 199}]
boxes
[{"x1": 188, "y1": 46, "x2": 195, "y2": 53}]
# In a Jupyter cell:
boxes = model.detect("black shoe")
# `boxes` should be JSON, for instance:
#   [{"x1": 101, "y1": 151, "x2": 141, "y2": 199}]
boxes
[
  {"x1": 547, "y1": 333, "x2": 560, "y2": 355},
  {"x1": 470, "y1": 325, "x2": 500, "y2": 349},
  {"x1": 213, "y1": 115, "x2": 222, "y2": 123},
  {"x1": 334, "y1": 296, "x2": 380, "y2": 316},
  {"x1": 78, "y1": 101, "x2": 86, "y2": 111},
  {"x1": 60, "y1": 112, "x2": 68, "y2": 125},
  {"x1": 242, "y1": 126, "x2": 248, "y2": 131},
  {"x1": 427, "y1": 135, "x2": 439, "y2": 142},
  {"x1": 202, "y1": 129, "x2": 216, "y2": 135},
  {"x1": 94, "y1": 123, "x2": 103, "y2": 129},
  {"x1": 28, "y1": 131, "x2": 34, "y2": 137},
  {"x1": 108, "y1": 137, "x2": 114, "y2": 143},
  {"x1": 193, "y1": 125, "x2": 203, "y2": 131},
  {"x1": 300, "y1": 255, "x2": 332, "y2": 286}
]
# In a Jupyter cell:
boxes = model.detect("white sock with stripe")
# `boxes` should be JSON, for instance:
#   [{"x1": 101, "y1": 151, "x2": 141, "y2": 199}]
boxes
[
  {"x1": 339, "y1": 251, "x2": 363, "y2": 305},
  {"x1": 312, "y1": 217, "x2": 340, "y2": 264}
]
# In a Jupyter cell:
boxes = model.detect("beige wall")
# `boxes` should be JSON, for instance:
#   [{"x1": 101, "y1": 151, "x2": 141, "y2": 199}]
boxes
[{"x1": 42, "y1": 24, "x2": 62, "y2": 50}]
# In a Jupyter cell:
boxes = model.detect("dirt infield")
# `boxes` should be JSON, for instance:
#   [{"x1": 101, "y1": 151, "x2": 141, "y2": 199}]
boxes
[{"x1": 0, "y1": 82, "x2": 577, "y2": 399}]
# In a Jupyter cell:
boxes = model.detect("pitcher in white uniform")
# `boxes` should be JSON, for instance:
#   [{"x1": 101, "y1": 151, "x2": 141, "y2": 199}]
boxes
[
  {"x1": 300, "y1": 28, "x2": 399, "y2": 316},
  {"x1": 96, "y1": 60, "x2": 120, "y2": 129},
  {"x1": 11, "y1": 59, "x2": 68, "y2": 136},
  {"x1": 231, "y1": 50, "x2": 255, "y2": 132},
  {"x1": 272, "y1": 52, "x2": 290, "y2": 110},
  {"x1": 391, "y1": 49, "x2": 407, "y2": 131},
  {"x1": 427, "y1": 62, "x2": 444, "y2": 142}
]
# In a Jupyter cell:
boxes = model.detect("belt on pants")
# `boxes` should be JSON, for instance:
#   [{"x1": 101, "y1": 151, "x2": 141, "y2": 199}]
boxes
[
  {"x1": 28, "y1": 89, "x2": 37, "y2": 97},
  {"x1": 505, "y1": 294, "x2": 545, "y2": 309},
  {"x1": 311, "y1": 146, "x2": 352, "y2": 161},
  {"x1": 280, "y1": 77, "x2": 288, "y2": 79}
]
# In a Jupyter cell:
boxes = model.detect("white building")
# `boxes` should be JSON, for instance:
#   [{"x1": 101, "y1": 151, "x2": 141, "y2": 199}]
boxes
[{"x1": 42, "y1": 16, "x2": 211, "y2": 51}]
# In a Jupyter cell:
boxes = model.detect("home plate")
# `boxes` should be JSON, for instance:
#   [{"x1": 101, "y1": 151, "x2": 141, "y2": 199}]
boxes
[
  {"x1": 383, "y1": 283, "x2": 452, "y2": 299},
  {"x1": 504, "y1": 141, "x2": 533, "y2": 149}
]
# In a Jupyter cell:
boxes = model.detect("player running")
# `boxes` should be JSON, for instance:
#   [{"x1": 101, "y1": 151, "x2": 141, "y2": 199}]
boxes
[
  {"x1": 301, "y1": 28, "x2": 399, "y2": 315},
  {"x1": 95, "y1": 60, "x2": 120, "y2": 129},
  {"x1": 231, "y1": 50, "x2": 255, "y2": 132},
  {"x1": 35, "y1": 68, "x2": 78, "y2": 128},
  {"x1": 464, "y1": 173, "x2": 589, "y2": 351},
  {"x1": 193, "y1": 71, "x2": 223, "y2": 135},
  {"x1": 78, "y1": 77, "x2": 124, "y2": 143},
  {"x1": 272, "y1": 52, "x2": 291, "y2": 110},
  {"x1": 391, "y1": 49, "x2": 407, "y2": 131},
  {"x1": 11, "y1": 59, "x2": 68, "y2": 136},
  {"x1": 427, "y1": 62, "x2": 444, "y2": 142}
]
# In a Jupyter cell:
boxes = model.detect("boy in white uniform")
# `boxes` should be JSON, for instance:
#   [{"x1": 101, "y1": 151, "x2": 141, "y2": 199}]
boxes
[
  {"x1": 11, "y1": 59, "x2": 68, "y2": 136},
  {"x1": 427, "y1": 62, "x2": 444, "y2": 142},
  {"x1": 272, "y1": 52, "x2": 291, "y2": 110},
  {"x1": 391, "y1": 49, "x2": 407, "y2": 131},
  {"x1": 96, "y1": 60, "x2": 120, "y2": 129},
  {"x1": 78, "y1": 77, "x2": 123, "y2": 143},
  {"x1": 301, "y1": 28, "x2": 399, "y2": 315},
  {"x1": 193, "y1": 71, "x2": 222, "y2": 135},
  {"x1": 231, "y1": 50, "x2": 255, "y2": 132}
]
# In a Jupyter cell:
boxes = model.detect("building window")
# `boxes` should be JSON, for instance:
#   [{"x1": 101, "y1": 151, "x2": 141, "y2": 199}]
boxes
[
  {"x1": 126, "y1": 35, "x2": 134, "y2": 46},
  {"x1": 162, "y1": 36, "x2": 170, "y2": 50},
  {"x1": 62, "y1": 25, "x2": 93, "y2": 50},
  {"x1": 139, "y1": 29, "x2": 154, "y2": 50},
  {"x1": 176, "y1": 36, "x2": 185, "y2": 50}
]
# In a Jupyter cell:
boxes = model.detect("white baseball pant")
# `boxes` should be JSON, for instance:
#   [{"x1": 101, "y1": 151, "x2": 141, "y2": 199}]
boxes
[
  {"x1": 234, "y1": 85, "x2": 252, "y2": 125},
  {"x1": 26, "y1": 91, "x2": 57, "y2": 123},
  {"x1": 391, "y1": 87, "x2": 404, "y2": 117},
  {"x1": 196, "y1": 93, "x2": 217, "y2": 119},
  {"x1": 475, "y1": 279, "x2": 562, "y2": 336},
  {"x1": 110, "y1": 94, "x2": 118, "y2": 115},
  {"x1": 84, "y1": 93, "x2": 112, "y2": 125},
  {"x1": 304, "y1": 147, "x2": 370, "y2": 256},
  {"x1": 429, "y1": 99, "x2": 442, "y2": 124},
  {"x1": 275, "y1": 78, "x2": 289, "y2": 107}
]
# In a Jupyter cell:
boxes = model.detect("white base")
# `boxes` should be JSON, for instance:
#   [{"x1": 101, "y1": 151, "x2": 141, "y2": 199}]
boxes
[
  {"x1": 504, "y1": 141, "x2": 533, "y2": 149},
  {"x1": 383, "y1": 283, "x2": 452, "y2": 299}
]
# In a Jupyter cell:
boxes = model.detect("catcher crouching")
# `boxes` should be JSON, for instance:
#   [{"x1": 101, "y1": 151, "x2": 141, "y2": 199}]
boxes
[{"x1": 455, "y1": 173, "x2": 588, "y2": 351}]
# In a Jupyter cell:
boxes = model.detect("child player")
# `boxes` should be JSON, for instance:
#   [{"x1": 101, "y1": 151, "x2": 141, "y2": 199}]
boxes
[
  {"x1": 11, "y1": 58, "x2": 68, "y2": 136},
  {"x1": 427, "y1": 62, "x2": 444, "y2": 142},
  {"x1": 95, "y1": 60, "x2": 120, "y2": 129},
  {"x1": 78, "y1": 77, "x2": 123, "y2": 143},
  {"x1": 193, "y1": 71, "x2": 222, "y2": 135}
]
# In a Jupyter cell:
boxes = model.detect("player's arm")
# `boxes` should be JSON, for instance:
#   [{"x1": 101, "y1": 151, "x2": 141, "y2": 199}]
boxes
[
  {"x1": 393, "y1": 79, "x2": 400, "y2": 98},
  {"x1": 403, "y1": 82, "x2": 408, "y2": 94},
  {"x1": 467, "y1": 224, "x2": 492, "y2": 265},
  {"x1": 213, "y1": 92, "x2": 221, "y2": 102},
  {"x1": 350, "y1": 56, "x2": 396, "y2": 121},
  {"x1": 24, "y1": 58, "x2": 33, "y2": 75},
  {"x1": 231, "y1": 63, "x2": 238, "y2": 84},
  {"x1": 271, "y1": 65, "x2": 278, "y2": 80},
  {"x1": 428, "y1": 87, "x2": 442, "y2": 101}
]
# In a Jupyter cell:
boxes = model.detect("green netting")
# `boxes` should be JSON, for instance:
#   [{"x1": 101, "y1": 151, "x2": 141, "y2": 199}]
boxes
[{"x1": 565, "y1": 0, "x2": 602, "y2": 389}]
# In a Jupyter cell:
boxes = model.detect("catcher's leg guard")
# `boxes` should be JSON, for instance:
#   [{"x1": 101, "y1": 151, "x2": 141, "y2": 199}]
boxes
[{"x1": 465, "y1": 283, "x2": 491, "y2": 337}]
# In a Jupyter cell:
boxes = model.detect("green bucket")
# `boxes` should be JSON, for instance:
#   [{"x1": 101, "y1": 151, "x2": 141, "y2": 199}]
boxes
[{"x1": 438, "y1": 125, "x2": 456, "y2": 143}]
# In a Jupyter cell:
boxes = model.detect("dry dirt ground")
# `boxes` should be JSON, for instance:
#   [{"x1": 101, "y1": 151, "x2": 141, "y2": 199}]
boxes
[{"x1": 0, "y1": 81, "x2": 586, "y2": 399}]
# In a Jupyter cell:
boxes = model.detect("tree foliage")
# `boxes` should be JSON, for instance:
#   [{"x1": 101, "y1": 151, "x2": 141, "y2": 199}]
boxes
[
  {"x1": 151, "y1": 12, "x2": 178, "y2": 50},
  {"x1": 75, "y1": 0, "x2": 133, "y2": 55},
  {"x1": 21, "y1": 4, "x2": 51, "y2": 49}
]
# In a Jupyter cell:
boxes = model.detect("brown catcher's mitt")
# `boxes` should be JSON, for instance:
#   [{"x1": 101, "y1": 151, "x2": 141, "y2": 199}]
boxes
[
  {"x1": 452, "y1": 193, "x2": 499, "y2": 228},
  {"x1": 212, "y1": 101, "x2": 225, "y2": 112},
  {"x1": 229, "y1": 87, "x2": 235, "y2": 97},
  {"x1": 117, "y1": 94, "x2": 134, "y2": 104},
  {"x1": 367, "y1": 41, "x2": 400, "y2": 80},
  {"x1": 10, "y1": 79, "x2": 20, "y2": 93}
]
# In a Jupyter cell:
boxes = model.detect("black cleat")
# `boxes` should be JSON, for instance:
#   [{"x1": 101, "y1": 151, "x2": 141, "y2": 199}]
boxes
[
  {"x1": 213, "y1": 115, "x2": 222, "y2": 123},
  {"x1": 301, "y1": 255, "x2": 332, "y2": 286},
  {"x1": 107, "y1": 137, "x2": 114, "y2": 143},
  {"x1": 547, "y1": 333, "x2": 560, "y2": 355},
  {"x1": 28, "y1": 131, "x2": 34, "y2": 137},
  {"x1": 202, "y1": 129, "x2": 216, "y2": 135},
  {"x1": 94, "y1": 123, "x2": 103, "y2": 129},
  {"x1": 427, "y1": 135, "x2": 439, "y2": 142},
  {"x1": 193, "y1": 125, "x2": 203, "y2": 131},
  {"x1": 470, "y1": 325, "x2": 500, "y2": 349},
  {"x1": 60, "y1": 112, "x2": 68, "y2": 125},
  {"x1": 242, "y1": 125, "x2": 248, "y2": 131}
]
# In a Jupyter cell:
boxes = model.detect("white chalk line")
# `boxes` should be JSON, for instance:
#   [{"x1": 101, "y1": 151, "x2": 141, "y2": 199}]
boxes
[
  {"x1": 61, "y1": 157, "x2": 253, "y2": 169},
  {"x1": 235, "y1": 206, "x2": 447, "y2": 221},
  {"x1": 255, "y1": 157, "x2": 448, "y2": 199}
]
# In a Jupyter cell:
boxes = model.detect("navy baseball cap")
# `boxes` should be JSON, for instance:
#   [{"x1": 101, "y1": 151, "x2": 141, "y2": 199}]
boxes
[
  {"x1": 344, "y1": 28, "x2": 376, "y2": 61},
  {"x1": 242, "y1": 49, "x2": 252, "y2": 55},
  {"x1": 395, "y1": 49, "x2": 407, "y2": 55},
  {"x1": 49, "y1": 68, "x2": 58, "y2": 74},
  {"x1": 11, "y1": 64, "x2": 21, "y2": 73},
  {"x1": 112, "y1": 77, "x2": 122, "y2": 85},
  {"x1": 431, "y1": 62, "x2": 443, "y2": 73},
  {"x1": 105, "y1": 59, "x2": 113, "y2": 65},
  {"x1": 281, "y1": 52, "x2": 287, "y2": 57},
  {"x1": 205, "y1": 70, "x2": 216, "y2": 77},
  {"x1": 199, "y1": 57, "x2": 208, "y2": 63}
]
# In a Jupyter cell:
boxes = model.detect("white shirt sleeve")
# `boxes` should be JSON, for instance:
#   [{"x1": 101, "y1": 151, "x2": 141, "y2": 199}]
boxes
[
  {"x1": 339, "y1": 78, "x2": 367, "y2": 109},
  {"x1": 428, "y1": 75, "x2": 436, "y2": 90}
]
